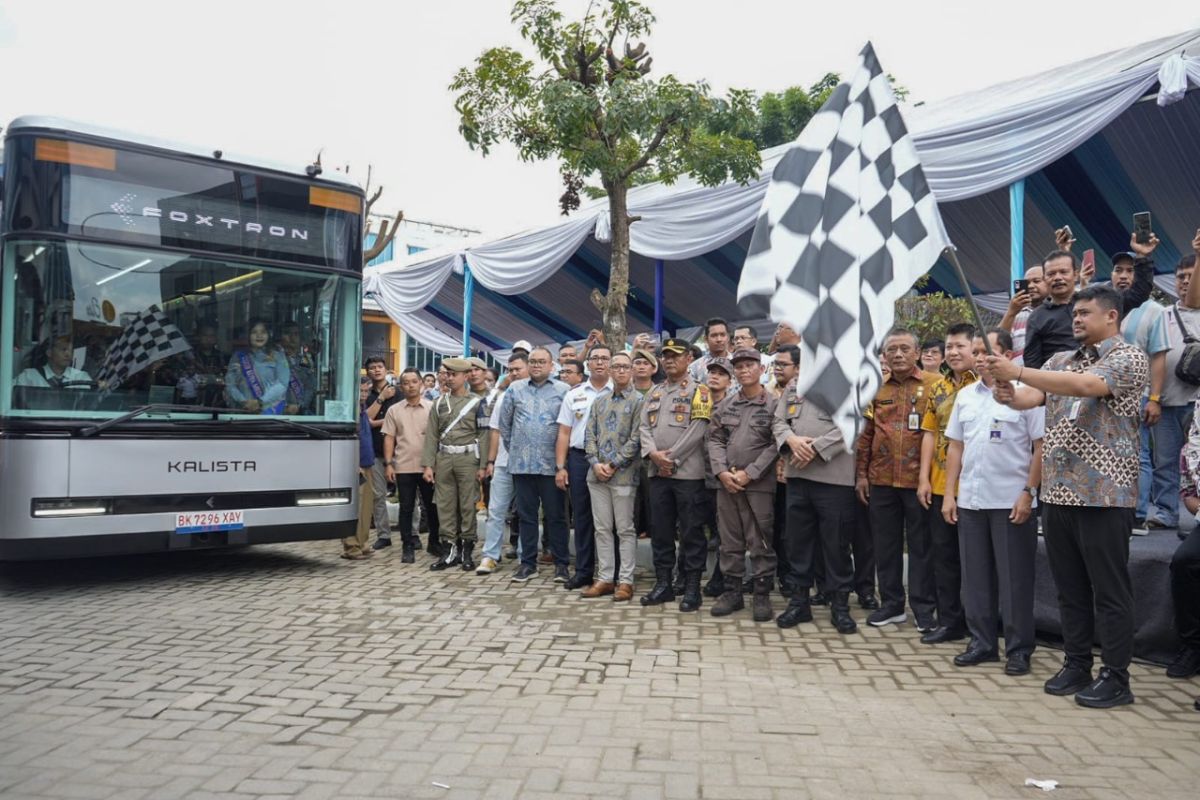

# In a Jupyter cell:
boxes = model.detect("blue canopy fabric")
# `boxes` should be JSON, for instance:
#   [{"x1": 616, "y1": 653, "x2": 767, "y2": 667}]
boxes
[{"x1": 364, "y1": 30, "x2": 1200, "y2": 354}]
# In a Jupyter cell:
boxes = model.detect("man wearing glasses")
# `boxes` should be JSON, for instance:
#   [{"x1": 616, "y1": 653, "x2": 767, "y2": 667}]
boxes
[{"x1": 555, "y1": 345, "x2": 614, "y2": 589}]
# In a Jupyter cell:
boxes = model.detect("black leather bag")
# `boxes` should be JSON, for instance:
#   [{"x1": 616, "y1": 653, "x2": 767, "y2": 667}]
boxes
[{"x1": 1172, "y1": 305, "x2": 1200, "y2": 386}]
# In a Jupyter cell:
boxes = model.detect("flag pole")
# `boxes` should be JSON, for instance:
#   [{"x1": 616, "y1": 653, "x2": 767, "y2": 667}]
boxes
[{"x1": 942, "y1": 246, "x2": 995, "y2": 356}]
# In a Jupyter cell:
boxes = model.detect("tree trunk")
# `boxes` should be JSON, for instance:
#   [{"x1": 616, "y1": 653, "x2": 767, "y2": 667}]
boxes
[{"x1": 592, "y1": 180, "x2": 631, "y2": 348}]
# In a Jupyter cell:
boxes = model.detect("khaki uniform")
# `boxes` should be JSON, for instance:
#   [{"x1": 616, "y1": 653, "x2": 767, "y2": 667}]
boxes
[
  {"x1": 638, "y1": 376, "x2": 713, "y2": 574},
  {"x1": 421, "y1": 392, "x2": 486, "y2": 543},
  {"x1": 707, "y1": 391, "x2": 779, "y2": 580}
]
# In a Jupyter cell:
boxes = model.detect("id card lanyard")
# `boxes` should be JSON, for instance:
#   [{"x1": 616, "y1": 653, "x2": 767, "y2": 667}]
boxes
[{"x1": 907, "y1": 386, "x2": 923, "y2": 431}]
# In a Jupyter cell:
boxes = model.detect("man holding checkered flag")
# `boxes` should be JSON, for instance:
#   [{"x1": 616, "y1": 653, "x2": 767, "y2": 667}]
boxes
[
  {"x1": 97, "y1": 306, "x2": 192, "y2": 392},
  {"x1": 740, "y1": 43, "x2": 958, "y2": 634}
]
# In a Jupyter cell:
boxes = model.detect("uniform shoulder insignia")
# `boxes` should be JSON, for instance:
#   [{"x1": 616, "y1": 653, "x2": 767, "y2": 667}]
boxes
[{"x1": 691, "y1": 385, "x2": 712, "y2": 421}]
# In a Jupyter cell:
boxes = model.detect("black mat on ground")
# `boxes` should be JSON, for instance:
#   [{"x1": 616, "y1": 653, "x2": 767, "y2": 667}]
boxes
[{"x1": 1034, "y1": 529, "x2": 1184, "y2": 666}]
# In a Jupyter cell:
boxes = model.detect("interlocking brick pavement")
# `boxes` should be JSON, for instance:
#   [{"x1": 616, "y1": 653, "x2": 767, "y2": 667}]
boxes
[{"x1": 0, "y1": 540, "x2": 1196, "y2": 799}]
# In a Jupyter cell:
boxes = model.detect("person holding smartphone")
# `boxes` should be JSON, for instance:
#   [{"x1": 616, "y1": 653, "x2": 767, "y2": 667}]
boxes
[{"x1": 998, "y1": 263, "x2": 1046, "y2": 366}]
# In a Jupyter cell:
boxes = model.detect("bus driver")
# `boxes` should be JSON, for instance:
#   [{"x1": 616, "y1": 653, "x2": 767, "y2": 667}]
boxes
[{"x1": 15, "y1": 336, "x2": 93, "y2": 390}]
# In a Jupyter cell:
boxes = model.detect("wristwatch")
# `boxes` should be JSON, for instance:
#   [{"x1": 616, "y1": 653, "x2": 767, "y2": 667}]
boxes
[
  {"x1": 1023, "y1": 486, "x2": 1038, "y2": 501},
  {"x1": 1148, "y1": 394, "x2": 1161, "y2": 403},
  {"x1": 555, "y1": 463, "x2": 566, "y2": 471}
]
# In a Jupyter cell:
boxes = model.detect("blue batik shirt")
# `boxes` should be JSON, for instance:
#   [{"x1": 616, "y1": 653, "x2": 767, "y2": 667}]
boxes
[{"x1": 497, "y1": 376, "x2": 568, "y2": 475}]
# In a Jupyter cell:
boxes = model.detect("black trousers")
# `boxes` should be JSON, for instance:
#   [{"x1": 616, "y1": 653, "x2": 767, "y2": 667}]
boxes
[
  {"x1": 853, "y1": 498, "x2": 876, "y2": 597},
  {"x1": 395, "y1": 472, "x2": 438, "y2": 547},
  {"x1": 785, "y1": 478, "x2": 855, "y2": 593},
  {"x1": 1170, "y1": 522, "x2": 1200, "y2": 649},
  {"x1": 649, "y1": 477, "x2": 707, "y2": 574},
  {"x1": 929, "y1": 496, "x2": 964, "y2": 632},
  {"x1": 514, "y1": 474, "x2": 569, "y2": 570},
  {"x1": 774, "y1": 482, "x2": 799, "y2": 590},
  {"x1": 1043, "y1": 504, "x2": 1135, "y2": 672},
  {"x1": 869, "y1": 485, "x2": 935, "y2": 619},
  {"x1": 567, "y1": 448, "x2": 597, "y2": 577}
]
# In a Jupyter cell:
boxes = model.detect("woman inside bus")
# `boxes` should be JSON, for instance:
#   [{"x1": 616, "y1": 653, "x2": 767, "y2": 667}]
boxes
[{"x1": 224, "y1": 319, "x2": 291, "y2": 414}]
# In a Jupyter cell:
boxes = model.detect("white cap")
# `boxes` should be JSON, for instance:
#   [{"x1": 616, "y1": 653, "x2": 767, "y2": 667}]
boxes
[{"x1": 512, "y1": 339, "x2": 533, "y2": 352}]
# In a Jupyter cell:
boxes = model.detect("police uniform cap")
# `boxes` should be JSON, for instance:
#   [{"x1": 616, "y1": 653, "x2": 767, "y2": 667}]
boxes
[
  {"x1": 730, "y1": 348, "x2": 762, "y2": 364},
  {"x1": 442, "y1": 357, "x2": 473, "y2": 373},
  {"x1": 466, "y1": 356, "x2": 488, "y2": 370},
  {"x1": 661, "y1": 337, "x2": 690, "y2": 354},
  {"x1": 706, "y1": 357, "x2": 734, "y2": 377}
]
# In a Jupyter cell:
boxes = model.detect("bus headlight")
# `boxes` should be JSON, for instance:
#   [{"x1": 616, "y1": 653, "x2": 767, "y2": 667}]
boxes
[
  {"x1": 32, "y1": 498, "x2": 111, "y2": 517},
  {"x1": 295, "y1": 490, "x2": 351, "y2": 507}
]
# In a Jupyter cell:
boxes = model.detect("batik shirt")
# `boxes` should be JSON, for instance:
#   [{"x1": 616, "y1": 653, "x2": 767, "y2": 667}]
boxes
[
  {"x1": 1041, "y1": 336, "x2": 1148, "y2": 507},
  {"x1": 920, "y1": 370, "x2": 978, "y2": 497},
  {"x1": 584, "y1": 386, "x2": 645, "y2": 486},
  {"x1": 855, "y1": 370, "x2": 940, "y2": 489},
  {"x1": 497, "y1": 376, "x2": 568, "y2": 475}
]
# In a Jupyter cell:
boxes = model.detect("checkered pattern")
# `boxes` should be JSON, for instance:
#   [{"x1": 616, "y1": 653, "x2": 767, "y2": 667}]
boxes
[
  {"x1": 97, "y1": 306, "x2": 192, "y2": 390},
  {"x1": 737, "y1": 43, "x2": 950, "y2": 449}
]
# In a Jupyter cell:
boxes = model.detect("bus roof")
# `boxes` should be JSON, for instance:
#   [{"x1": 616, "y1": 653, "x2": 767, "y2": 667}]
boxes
[{"x1": 5, "y1": 115, "x2": 364, "y2": 193}]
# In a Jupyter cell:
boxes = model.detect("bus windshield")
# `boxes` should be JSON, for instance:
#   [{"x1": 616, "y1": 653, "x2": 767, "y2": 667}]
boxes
[{"x1": 0, "y1": 239, "x2": 360, "y2": 422}]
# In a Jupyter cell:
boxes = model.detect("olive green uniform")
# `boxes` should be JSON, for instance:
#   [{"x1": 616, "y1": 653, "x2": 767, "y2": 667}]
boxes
[{"x1": 422, "y1": 392, "x2": 486, "y2": 543}]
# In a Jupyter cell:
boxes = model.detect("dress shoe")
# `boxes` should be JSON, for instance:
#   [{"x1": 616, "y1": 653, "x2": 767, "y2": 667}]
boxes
[
  {"x1": 401, "y1": 545, "x2": 415, "y2": 564},
  {"x1": 830, "y1": 592, "x2": 857, "y2": 634},
  {"x1": 809, "y1": 590, "x2": 828, "y2": 606},
  {"x1": 678, "y1": 572, "x2": 703, "y2": 612},
  {"x1": 1043, "y1": 659, "x2": 1093, "y2": 696},
  {"x1": 372, "y1": 537, "x2": 392, "y2": 550},
  {"x1": 1166, "y1": 646, "x2": 1200, "y2": 679},
  {"x1": 640, "y1": 570, "x2": 675, "y2": 606},
  {"x1": 1075, "y1": 667, "x2": 1135, "y2": 708},
  {"x1": 703, "y1": 576, "x2": 727, "y2": 598},
  {"x1": 710, "y1": 589, "x2": 745, "y2": 617},
  {"x1": 1004, "y1": 652, "x2": 1032, "y2": 676},
  {"x1": 475, "y1": 557, "x2": 498, "y2": 575},
  {"x1": 920, "y1": 626, "x2": 966, "y2": 645},
  {"x1": 857, "y1": 592, "x2": 880, "y2": 610},
  {"x1": 613, "y1": 583, "x2": 634, "y2": 602},
  {"x1": 866, "y1": 606, "x2": 907, "y2": 627},
  {"x1": 953, "y1": 641, "x2": 999, "y2": 667},
  {"x1": 538, "y1": 551, "x2": 555, "y2": 564},
  {"x1": 581, "y1": 581, "x2": 614, "y2": 598},
  {"x1": 565, "y1": 573, "x2": 594, "y2": 591},
  {"x1": 776, "y1": 596, "x2": 813, "y2": 628}
]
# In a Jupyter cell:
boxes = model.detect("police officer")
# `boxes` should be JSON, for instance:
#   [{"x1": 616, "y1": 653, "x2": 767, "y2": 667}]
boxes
[
  {"x1": 706, "y1": 349, "x2": 779, "y2": 622},
  {"x1": 772, "y1": 369, "x2": 859, "y2": 633},
  {"x1": 639, "y1": 338, "x2": 713, "y2": 611},
  {"x1": 422, "y1": 357, "x2": 486, "y2": 572}
]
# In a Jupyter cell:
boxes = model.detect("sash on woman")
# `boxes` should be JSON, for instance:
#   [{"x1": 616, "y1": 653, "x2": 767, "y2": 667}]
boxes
[{"x1": 237, "y1": 351, "x2": 284, "y2": 414}]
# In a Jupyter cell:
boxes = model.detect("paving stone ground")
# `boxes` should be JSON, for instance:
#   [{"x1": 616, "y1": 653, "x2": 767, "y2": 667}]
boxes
[{"x1": 0, "y1": 539, "x2": 1196, "y2": 800}]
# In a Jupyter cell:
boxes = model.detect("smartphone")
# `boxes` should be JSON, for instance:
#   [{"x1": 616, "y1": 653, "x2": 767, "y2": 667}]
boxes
[
  {"x1": 1082, "y1": 249, "x2": 1095, "y2": 272},
  {"x1": 1133, "y1": 212, "x2": 1152, "y2": 244},
  {"x1": 1061, "y1": 224, "x2": 1073, "y2": 240},
  {"x1": 1013, "y1": 279, "x2": 1029, "y2": 294}
]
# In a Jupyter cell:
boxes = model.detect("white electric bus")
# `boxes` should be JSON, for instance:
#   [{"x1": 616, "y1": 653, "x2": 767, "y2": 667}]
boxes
[{"x1": 0, "y1": 117, "x2": 365, "y2": 558}]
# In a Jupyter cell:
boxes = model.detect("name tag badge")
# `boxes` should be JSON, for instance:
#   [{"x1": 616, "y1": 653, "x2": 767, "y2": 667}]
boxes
[
  {"x1": 1067, "y1": 400, "x2": 1082, "y2": 423},
  {"x1": 907, "y1": 412, "x2": 920, "y2": 431},
  {"x1": 989, "y1": 419, "x2": 1003, "y2": 443}
]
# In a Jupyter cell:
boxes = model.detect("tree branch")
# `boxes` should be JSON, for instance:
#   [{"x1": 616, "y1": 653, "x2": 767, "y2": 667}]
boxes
[
  {"x1": 364, "y1": 209, "x2": 404, "y2": 263},
  {"x1": 364, "y1": 185, "x2": 385, "y2": 218},
  {"x1": 620, "y1": 118, "x2": 674, "y2": 181}
]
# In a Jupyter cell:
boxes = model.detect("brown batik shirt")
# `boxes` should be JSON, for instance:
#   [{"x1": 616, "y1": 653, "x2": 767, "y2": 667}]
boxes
[{"x1": 855, "y1": 369, "x2": 941, "y2": 490}]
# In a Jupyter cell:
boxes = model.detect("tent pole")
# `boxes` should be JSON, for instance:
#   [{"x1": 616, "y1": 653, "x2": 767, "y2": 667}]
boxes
[
  {"x1": 462, "y1": 260, "x2": 474, "y2": 358},
  {"x1": 654, "y1": 259, "x2": 664, "y2": 334},
  {"x1": 1009, "y1": 180, "x2": 1025, "y2": 293}
]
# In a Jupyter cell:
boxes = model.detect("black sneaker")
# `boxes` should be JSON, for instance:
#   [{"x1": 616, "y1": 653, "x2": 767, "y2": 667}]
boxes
[
  {"x1": 914, "y1": 615, "x2": 937, "y2": 633},
  {"x1": 565, "y1": 573, "x2": 593, "y2": 591},
  {"x1": 1166, "y1": 646, "x2": 1200, "y2": 679},
  {"x1": 1044, "y1": 659, "x2": 1093, "y2": 696},
  {"x1": 553, "y1": 565, "x2": 569, "y2": 583},
  {"x1": 372, "y1": 537, "x2": 392, "y2": 551},
  {"x1": 1075, "y1": 667, "x2": 1135, "y2": 709},
  {"x1": 867, "y1": 607, "x2": 907, "y2": 627},
  {"x1": 510, "y1": 564, "x2": 537, "y2": 583}
]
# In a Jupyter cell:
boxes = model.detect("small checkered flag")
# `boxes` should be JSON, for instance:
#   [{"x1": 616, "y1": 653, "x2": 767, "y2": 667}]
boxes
[
  {"x1": 738, "y1": 42, "x2": 950, "y2": 450},
  {"x1": 97, "y1": 306, "x2": 192, "y2": 391}
]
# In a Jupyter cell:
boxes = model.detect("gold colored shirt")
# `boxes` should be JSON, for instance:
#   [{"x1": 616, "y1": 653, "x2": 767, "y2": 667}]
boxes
[
  {"x1": 855, "y1": 370, "x2": 940, "y2": 489},
  {"x1": 920, "y1": 370, "x2": 978, "y2": 497}
]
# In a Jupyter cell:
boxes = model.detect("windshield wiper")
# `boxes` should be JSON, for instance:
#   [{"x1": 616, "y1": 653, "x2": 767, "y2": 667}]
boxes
[
  {"x1": 229, "y1": 416, "x2": 333, "y2": 439},
  {"x1": 80, "y1": 404, "x2": 225, "y2": 437}
]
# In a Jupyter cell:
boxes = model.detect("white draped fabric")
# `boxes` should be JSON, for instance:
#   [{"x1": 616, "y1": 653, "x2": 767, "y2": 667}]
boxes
[{"x1": 365, "y1": 30, "x2": 1200, "y2": 350}]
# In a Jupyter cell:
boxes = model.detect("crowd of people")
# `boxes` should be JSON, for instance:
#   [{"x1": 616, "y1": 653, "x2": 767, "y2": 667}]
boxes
[{"x1": 346, "y1": 226, "x2": 1200, "y2": 713}]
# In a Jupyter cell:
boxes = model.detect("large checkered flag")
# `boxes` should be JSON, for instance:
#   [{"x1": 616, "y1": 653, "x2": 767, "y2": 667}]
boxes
[
  {"x1": 738, "y1": 42, "x2": 950, "y2": 450},
  {"x1": 97, "y1": 306, "x2": 191, "y2": 391}
]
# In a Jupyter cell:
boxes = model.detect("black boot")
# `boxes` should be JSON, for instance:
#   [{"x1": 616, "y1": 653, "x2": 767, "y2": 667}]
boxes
[
  {"x1": 810, "y1": 589, "x2": 829, "y2": 606},
  {"x1": 679, "y1": 572, "x2": 703, "y2": 612},
  {"x1": 777, "y1": 595, "x2": 813, "y2": 628},
  {"x1": 830, "y1": 591, "x2": 858, "y2": 634},
  {"x1": 752, "y1": 577, "x2": 775, "y2": 622},
  {"x1": 430, "y1": 539, "x2": 461, "y2": 571},
  {"x1": 426, "y1": 534, "x2": 443, "y2": 557},
  {"x1": 703, "y1": 566, "x2": 727, "y2": 598},
  {"x1": 401, "y1": 541, "x2": 416, "y2": 564},
  {"x1": 673, "y1": 569, "x2": 686, "y2": 595},
  {"x1": 640, "y1": 569, "x2": 676, "y2": 606},
  {"x1": 460, "y1": 541, "x2": 476, "y2": 571}
]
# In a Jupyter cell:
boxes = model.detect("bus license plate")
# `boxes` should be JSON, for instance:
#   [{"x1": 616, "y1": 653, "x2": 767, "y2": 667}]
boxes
[{"x1": 175, "y1": 510, "x2": 245, "y2": 534}]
